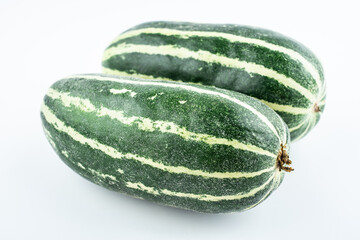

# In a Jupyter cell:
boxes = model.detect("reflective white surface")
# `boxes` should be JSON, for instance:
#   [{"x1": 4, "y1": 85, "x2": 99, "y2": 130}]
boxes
[{"x1": 1, "y1": 0, "x2": 359, "y2": 239}]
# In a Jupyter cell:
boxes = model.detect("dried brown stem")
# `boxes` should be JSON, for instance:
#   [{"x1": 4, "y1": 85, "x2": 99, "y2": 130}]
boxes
[
  {"x1": 277, "y1": 144, "x2": 294, "y2": 172},
  {"x1": 313, "y1": 103, "x2": 321, "y2": 113}
]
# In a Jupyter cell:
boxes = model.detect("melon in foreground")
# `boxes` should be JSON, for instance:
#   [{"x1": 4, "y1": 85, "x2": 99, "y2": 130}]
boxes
[
  {"x1": 41, "y1": 74, "x2": 292, "y2": 213},
  {"x1": 102, "y1": 21, "x2": 326, "y2": 141}
]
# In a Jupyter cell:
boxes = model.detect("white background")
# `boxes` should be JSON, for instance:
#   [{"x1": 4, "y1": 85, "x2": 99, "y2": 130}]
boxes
[{"x1": 1, "y1": 0, "x2": 359, "y2": 239}]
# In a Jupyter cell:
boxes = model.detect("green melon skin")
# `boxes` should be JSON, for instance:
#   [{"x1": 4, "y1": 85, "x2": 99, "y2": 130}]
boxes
[
  {"x1": 102, "y1": 21, "x2": 326, "y2": 142},
  {"x1": 41, "y1": 73, "x2": 291, "y2": 213}
]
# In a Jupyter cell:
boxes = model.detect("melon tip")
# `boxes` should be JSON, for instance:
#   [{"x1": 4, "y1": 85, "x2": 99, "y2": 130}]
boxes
[
  {"x1": 313, "y1": 103, "x2": 321, "y2": 113},
  {"x1": 277, "y1": 144, "x2": 294, "y2": 172}
]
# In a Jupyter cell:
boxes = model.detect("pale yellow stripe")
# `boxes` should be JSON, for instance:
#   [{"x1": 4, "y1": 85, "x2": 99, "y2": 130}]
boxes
[
  {"x1": 125, "y1": 173, "x2": 275, "y2": 202},
  {"x1": 111, "y1": 28, "x2": 322, "y2": 88},
  {"x1": 80, "y1": 164, "x2": 275, "y2": 202},
  {"x1": 292, "y1": 114, "x2": 317, "y2": 141},
  {"x1": 103, "y1": 43, "x2": 316, "y2": 103},
  {"x1": 63, "y1": 74, "x2": 282, "y2": 142},
  {"x1": 47, "y1": 88, "x2": 276, "y2": 158},
  {"x1": 291, "y1": 124, "x2": 309, "y2": 141},
  {"x1": 259, "y1": 99, "x2": 310, "y2": 115},
  {"x1": 243, "y1": 186, "x2": 272, "y2": 211},
  {"x1": 89, "y1": 168, "x2": 117, "y2": 181},
  {"x1": 77, "y1": 162, "x2": 86, "y2": 170},
  {"x1": 41, "y1": 103, "x2": 275, "y2": 179},
  {"x1": 110, "y1": 88, "x2": 137, "y2": 97},
  {"x1": 125, "y1": 181, "x2": 160, "y2": 195},
  {"x1": 289, "y1": 119, "x2": 307, "y2": 132},
  {"x1": 103, "y1": 67, "x2": 175, "y2": 81},
  {"x1": 243, "y1": 170, "x2": 283, "y2": 210},
  {"x1": 61, "y1": 150, "x2": 69, "y2": 158}
]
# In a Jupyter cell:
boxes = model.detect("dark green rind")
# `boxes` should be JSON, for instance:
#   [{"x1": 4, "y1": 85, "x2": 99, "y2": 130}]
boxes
[
  {"x1": 104, "y1": 54, "x2": 312, "y2": 108},
  {"x1": 41, "y1": 74, "x2": 288, "y2": 213},
  {"x1": 103, "y1": 21, "x2": 326, "y2": 141},
  {"x1": 109, "y1": 34, "x2": 317, "y2": 95},
  {"x1": 49, "y1": 76, "x2": 286, "y2": 152},
  {"x1": 125, "y1": 21, "x2": 324, "y2": 80},
  {"x1": 42, "y1": 119, "x2": 275, "y2": 199},
  {"x1": 44, "y1": 95, "x2": 275, "y2": 174}
]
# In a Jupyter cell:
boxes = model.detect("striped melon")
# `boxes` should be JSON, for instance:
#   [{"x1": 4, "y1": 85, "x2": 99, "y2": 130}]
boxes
[
  {"x1": 102, "y1": 21, "x2": 326, "y2": 141},
  {"x1": 41, "y1": 74, "x2": 292, "y2": 213}
]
